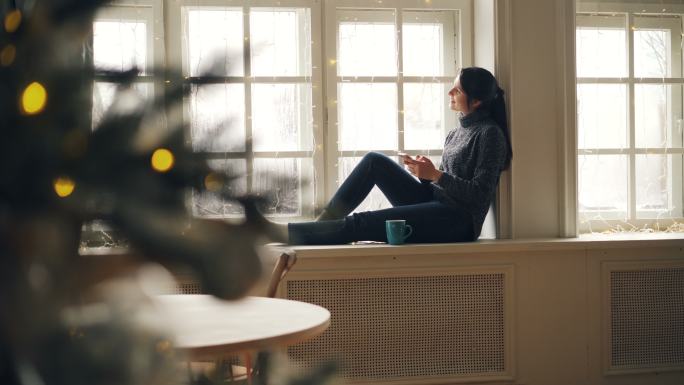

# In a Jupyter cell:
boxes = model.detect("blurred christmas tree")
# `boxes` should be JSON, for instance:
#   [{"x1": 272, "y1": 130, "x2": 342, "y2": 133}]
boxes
[{"x1": 0, "y1": 1, "x2": 319, "y2": 384}]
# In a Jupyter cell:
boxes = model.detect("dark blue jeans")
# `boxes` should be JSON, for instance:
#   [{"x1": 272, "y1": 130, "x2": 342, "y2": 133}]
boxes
[{"x1": 288, "y1": 152, "x2": 474, "y2": 245}]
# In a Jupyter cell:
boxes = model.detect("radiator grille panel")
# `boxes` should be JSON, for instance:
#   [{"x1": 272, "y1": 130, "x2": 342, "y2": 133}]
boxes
[
  {"x1": 175, "y1": 282, "x2": 203, "y2": 294},
  {"x1": 610, "y1": 268, "x2": 684, "y2": 369},
  {"x1": 287, "y1": 274, "x2": 506, "y2": 380}
]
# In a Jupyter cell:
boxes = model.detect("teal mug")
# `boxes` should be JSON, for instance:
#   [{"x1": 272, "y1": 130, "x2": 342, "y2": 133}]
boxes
[{"x1": 385, "y1": 220, "x2": 413, "y2": 245}]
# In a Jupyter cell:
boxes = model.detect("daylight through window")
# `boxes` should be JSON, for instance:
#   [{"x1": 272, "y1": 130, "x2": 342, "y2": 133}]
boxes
[
  {"x1": 91, "y1": 1, "x2": 472, "y2": 223},
  {"x1": 576, "y1": 5, "x2": 684, "y2": 233}
]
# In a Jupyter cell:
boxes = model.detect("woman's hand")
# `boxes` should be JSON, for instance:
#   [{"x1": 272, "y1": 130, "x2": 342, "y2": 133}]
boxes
[{"x1": 403, "y1": 155, "x2": 443, "y2": 182}]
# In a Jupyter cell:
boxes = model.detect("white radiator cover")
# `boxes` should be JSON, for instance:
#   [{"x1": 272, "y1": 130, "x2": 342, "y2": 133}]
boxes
[
  {"x1": 284, "y1": 268, "x2": 514, "y2": 384},
  {"x1": 604, "y1": 262, "x2": 684, "y2": 374},
  {"x1": 161, "y1": 239, "x2": 684, "y2": 385},
  {"x1": 276, "y1": 240, "x2": 684, "y2": 385}
]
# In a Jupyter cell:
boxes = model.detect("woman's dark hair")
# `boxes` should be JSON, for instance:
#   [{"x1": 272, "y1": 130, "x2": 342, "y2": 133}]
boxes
[{"x1": 458, "y1": 67, "x2": 512, "y2": 170}]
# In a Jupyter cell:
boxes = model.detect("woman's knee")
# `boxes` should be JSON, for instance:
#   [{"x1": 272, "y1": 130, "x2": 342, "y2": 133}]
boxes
[
  {"x1": 362, "y1": 151, "x2": 383, "y2": 162},
  {"x1": 361, "y1": 151, "x2": 390, "y2": 169}
]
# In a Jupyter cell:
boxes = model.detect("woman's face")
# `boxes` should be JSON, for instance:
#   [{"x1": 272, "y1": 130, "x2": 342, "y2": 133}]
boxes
[{"x1": 448, "y1": 77, "x2": 479, "y2": 113}]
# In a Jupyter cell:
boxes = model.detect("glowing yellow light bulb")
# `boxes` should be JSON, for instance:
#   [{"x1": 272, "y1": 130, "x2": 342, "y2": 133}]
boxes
[
  {"x1": 0, "y1": 44, "x2": 16, "y2": 66},
  {"x1": 151, "y1": 148, "x2": 174, "y2": 172},
  {"x1": 4, "y1": 10, "x2": 21, "y2": 33},
  {"x1": 156, "y1": 340, "x2": 173, "y2": 353},
  {"x1": 204, "y1": 172, "x2": 222, "y2": 192},
  {"x1": 21, "y1": 82, "x2": 47, "y2": 115},
  {"x1": 53, "y1": 177, "x2": 75, "y2": 198}
]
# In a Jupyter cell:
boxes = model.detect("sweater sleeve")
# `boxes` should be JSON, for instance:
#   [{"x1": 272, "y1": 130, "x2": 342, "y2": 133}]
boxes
[
  {"x1": 434, "y1": 126, "x2": 506, "y2": 206},
  {"x1": 437, "y1": 129, "x2": 454, "y2": 173},
  {"x1": 420, "y1": 129, "x2": 453, "y2": 183}
]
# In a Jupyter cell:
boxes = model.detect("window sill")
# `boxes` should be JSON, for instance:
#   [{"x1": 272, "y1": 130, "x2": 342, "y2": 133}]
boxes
[
  {"x1": 268, "y1": 233, "x2": 684, "y2": 258},
  {"x1": 79, "y1": 233, "x2": 684, "y2": 260}
]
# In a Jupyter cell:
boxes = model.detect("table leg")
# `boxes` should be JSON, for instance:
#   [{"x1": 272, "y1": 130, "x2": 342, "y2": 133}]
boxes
[{"x1": 244, "y1": 352, "x2": 253, "y2": 384}]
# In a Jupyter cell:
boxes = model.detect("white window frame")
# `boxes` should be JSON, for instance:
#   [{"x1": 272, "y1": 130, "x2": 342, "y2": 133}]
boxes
[
  {"x1": 166, "y1": 0, "x2": 323, "y2": 219},
  {"x1": 92, "y1": 0, "x2": 165, "y2": 92},
  {"x1": 108, "y1": 0, "x2": 473, "y2": 221},
  {"x1": 85, "y1": 1, "x2": 164, "y2": 240},
  {"x1": 577, "y1": 2, "x2": 684, "y2": 233},
  {"x1": 323, "y1": 0, "x2": 473, "y2": 208}
]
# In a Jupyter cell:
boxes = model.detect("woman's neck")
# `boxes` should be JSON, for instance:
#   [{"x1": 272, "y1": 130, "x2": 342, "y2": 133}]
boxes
[{"x1": 459, "y1": 108, "x2": 489, "y2": 128}]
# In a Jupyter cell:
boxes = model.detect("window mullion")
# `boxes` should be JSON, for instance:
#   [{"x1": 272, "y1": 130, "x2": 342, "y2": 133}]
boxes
[
  {"x1": 396, "y1": 7, "x2": 404, "y2": 152},
  {"x1": 189, "y1": 76, "x2": 309, "y2": 83},
  {"x1": 243, "y1": 6, "x2": 254, "y2": 194},
  {"x1": 628, "y1": 13, "x2": 637, "y2": 221},
  {"x1": 324, "y1": 1, "x2": 339, "y2": 209},
  {"x1": 309, "y1": 1, "x2": 325, "y2": 217}
]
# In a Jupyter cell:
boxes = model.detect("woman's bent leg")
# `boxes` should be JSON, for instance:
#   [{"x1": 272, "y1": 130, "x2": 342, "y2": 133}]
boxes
[
  {"x1": 290, "y1": 201, "x2": 473, "y2": 245},
  {"x1": 319, "y1": 152, "x2": 432, "y2": 220}
]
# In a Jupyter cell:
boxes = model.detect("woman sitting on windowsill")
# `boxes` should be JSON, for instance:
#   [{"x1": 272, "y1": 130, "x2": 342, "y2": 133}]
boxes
[{"x1": 257, "y1": 66, "x2": 512, "y2": 245}]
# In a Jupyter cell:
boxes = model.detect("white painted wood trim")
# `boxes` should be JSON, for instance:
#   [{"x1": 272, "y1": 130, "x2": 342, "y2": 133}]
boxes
[
  {"x1": 494, "y1": 0, "x2": 512, "y2": 239},
  {"x1": 558, "y1": 0, "x2": 578, "y2": 237},
  {"x1": 264, "y1": 233, "x2": 684, "y2": 259}
]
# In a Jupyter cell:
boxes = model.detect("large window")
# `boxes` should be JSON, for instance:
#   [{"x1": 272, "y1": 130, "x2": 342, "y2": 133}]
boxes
[
  {"x1": 177, "y1": 5, "x2": 317, "y2": 218},
  {"x1": 328, "y1": 1, "x2": 469, "y2": 212},
  {"x1": 91, "y1": 1, "x2": 471, "y2": 222},
  {"x1": 576, "y1": 6, "x2": 684, "y2": 232},
  {"x1": 162, "y1": 0, "x2": 471, "y2": 221},
  {"x1": 92, "y1": 4, "x2": 158, "y2": 127},
  {"x1": 86, "y1": 2, "x2": 164, "y2": 242}
]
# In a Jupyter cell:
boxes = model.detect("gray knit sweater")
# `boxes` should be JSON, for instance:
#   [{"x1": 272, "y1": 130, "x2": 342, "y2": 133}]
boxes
[{"x1": 430, "y1": 109, "x2": 508, "y2": 239}]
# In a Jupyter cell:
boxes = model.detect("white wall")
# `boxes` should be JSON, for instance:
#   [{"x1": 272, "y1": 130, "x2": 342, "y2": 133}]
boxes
[{"x1": 474, "y1": 0, "x2": 495, "y2": 72}]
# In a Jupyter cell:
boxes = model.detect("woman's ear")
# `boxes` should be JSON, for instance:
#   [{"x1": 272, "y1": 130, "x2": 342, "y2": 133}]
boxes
[{"x1": 470, "y1": 99, "x2": 482, "y2": 110}]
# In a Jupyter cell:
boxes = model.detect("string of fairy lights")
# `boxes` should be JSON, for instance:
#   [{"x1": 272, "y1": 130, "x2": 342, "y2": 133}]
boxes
[
  {"x1": 6, "y1": 0, "x2": 682, "y2": 233},
  {"x1": 3, "y1": 7, "x2": 178, "y2": 202}
]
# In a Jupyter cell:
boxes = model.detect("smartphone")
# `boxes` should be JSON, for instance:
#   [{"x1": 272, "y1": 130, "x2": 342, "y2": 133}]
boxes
[{"x1": 397, "y1": 152, "x2": 413, "y2": 162}]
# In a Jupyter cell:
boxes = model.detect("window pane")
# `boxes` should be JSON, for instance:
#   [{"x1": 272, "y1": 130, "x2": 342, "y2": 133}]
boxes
[
  {"x1": 253, "y1": 158, "x2": 309, "y2": 216},
  {"x1": 402, "y1": 12, "x2": 448, "y2": 76},
  {"x1": 577, "y1": 84, "x2": 628, "y2": 149},
  {"x1": 402, "y1": 10, "x2": 460, "y2": 76},
  {"x1": 189, "y1": 84, "x2": 245, "y2": 152},
  {"x1": 402, "y1": 10, "x2": 457, "y2": 77},
  {"x1": 92, "y1": 82, "x2": 117, "y2": 127},
  {"x1": 92, "y1": 82, "x2": 152, "y2": 128},
  {"x1": 636, "y1": 154, "x2": 684, "y2": 219},
  {"x1": 186, "y1": 8, "x2": 243, "y2": 76},
  {"x1": 338, "y1": 83, "x2": 397, "y2": 151},
  {"x1": 578, "y1": 155, "x2": 628, "y2": 218},
  {"x1": 339, "y1": 157, "x2": 391, "y2": 212},
  {"x1": 576, "y1": 18, "x2": 627, "y2": 77},
  {"x1": 338, "y1": 10, "x2": 397, "y2": 76},
  {"x1": 634, "y1": 15, "x2": 682, "y2": 79},
  {"x1": 634, "y1": 28, "x2": 669, "y2": 78},
  {"x1": 402, "y1": 23, "x2": 441, "y2": 76},
  {"x1": 403, "y1": 83, "x2": 446, "y2": 150},
  {"x1": 635, "y1": 84, "x2": 683, "y2": 148},
  {"x1": 192, "y1": 159, "x2": 247, "y2": 217},
  {"x1": 94, "y1": 20, "x2": 147, "y2": 73},
  {"x1": 250, "y1": 8, "x2": 311, "y2": 76},
  {"x1": 251, "y1": 83, "x2": 313, "y2": 152}
]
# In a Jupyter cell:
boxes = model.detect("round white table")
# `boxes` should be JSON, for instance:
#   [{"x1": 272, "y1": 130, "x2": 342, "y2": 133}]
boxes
[{"x1": 154, "y1": 295, "x2": 330, "y2": 360}]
